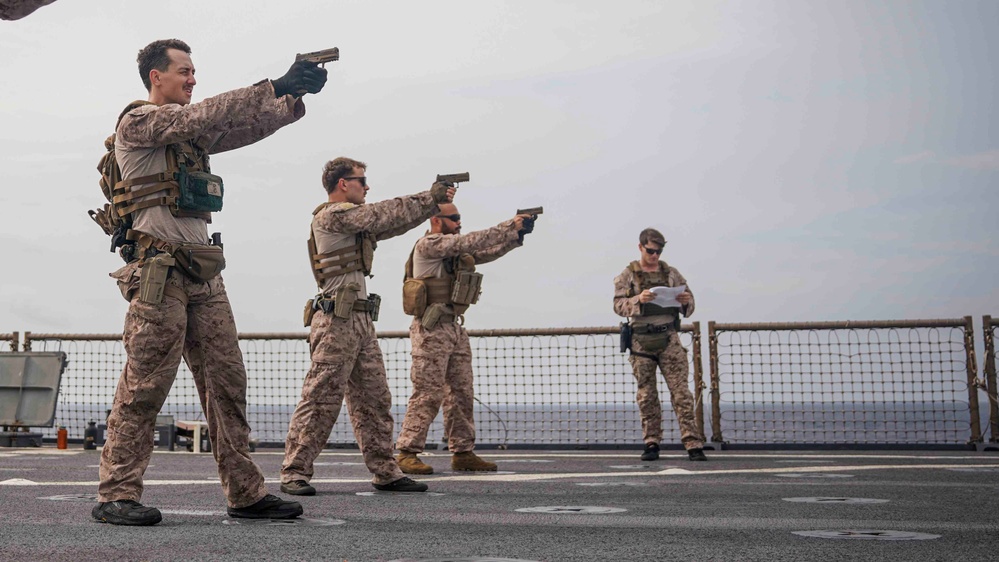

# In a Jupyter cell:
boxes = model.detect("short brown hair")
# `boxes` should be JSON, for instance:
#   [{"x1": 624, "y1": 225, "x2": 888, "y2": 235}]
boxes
[
  {"x1": 137, "y1": 39, "x2": 191, "y2": 92},
  {"x1": 639, "y1": 228, "x2": 666, "y2": 247},
  {"x1": 322, "y1": 157, "x2": 367, "y2": 193}
]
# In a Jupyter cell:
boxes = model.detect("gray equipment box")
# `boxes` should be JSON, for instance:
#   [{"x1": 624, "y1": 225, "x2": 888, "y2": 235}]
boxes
[{"x1": 0, "y1": 352, "x2": 68, "y2": 447}]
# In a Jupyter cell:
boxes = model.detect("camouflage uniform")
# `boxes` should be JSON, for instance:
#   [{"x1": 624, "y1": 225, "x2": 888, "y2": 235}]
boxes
[
  {"x1": 396, "y1": 220, "x2": 521, "y2": 454},
  {"x1": 613, "y1": 262, "x2": 704, "y2": 450},
  {"x1": 282, "y1": 192, "x2": 442, "y2": 486},
  {"x1": 0, "y1": 0, "x2": 56, "y2": 20},
  {"x1": 99, "y1": 82, "x2": 306, "y2": 508}
]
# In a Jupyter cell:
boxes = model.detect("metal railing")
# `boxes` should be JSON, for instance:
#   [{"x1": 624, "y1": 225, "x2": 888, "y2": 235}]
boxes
[
  {"x1": 1, "y1": 332, "x2": 17, "y2": 352},
  {"x1": 22, "y1": 325, "x2": 702, "y2": 448},
  {"x1": 707, "y1": 318, "x2": 980, "y2": 446},
  {"x1": 9, "y1": 317, "x2": 990, "y2": 449},
  {"x1": 984, "y1": 315, "x2": 998, "y2": 443}
]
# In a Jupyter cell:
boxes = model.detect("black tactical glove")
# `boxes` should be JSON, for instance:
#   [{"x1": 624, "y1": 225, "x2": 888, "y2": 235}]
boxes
[
  {"x1": 517, "y1": 216, "x2": 535, "y2": 245},
  {"x1": 430, "y1": 181, "x2": 452, "y2": 204},
  {"x1": 271, "y1": 60, "x2": 328, "y2": 98}
]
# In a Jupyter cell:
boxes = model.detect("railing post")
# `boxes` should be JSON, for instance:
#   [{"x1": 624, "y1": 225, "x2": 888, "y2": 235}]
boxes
[
  {"x1": 963, "y1": 316, "x2": 982, "y2": 443},
  {"x1": 984, "y1": 315, "x2": 998, "y2": 443},
  {"x1": 7, "y1": 331, "x2": 17, "y2": 352},
  {"x1": 690, "y1": 321, "x2": 705, "y2": 439},
  {"x1": 22, "y1": 331, "x2": 31, "y2": 352},
  {"x1": 708, "y1": 321, "x2": 724, "y2": 444}
]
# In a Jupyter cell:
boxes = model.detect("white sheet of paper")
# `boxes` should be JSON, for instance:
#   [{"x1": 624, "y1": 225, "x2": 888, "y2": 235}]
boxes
[{"x1": 649, "y1": 285, "x2": 686, "y2": 308}]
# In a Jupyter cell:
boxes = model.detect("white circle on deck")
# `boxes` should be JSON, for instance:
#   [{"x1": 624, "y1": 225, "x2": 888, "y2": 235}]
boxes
[
  {"x1": 444, "y1": 470, "x2": 517, "y2": 475},
  {"x1": 222, "y1": 517, "x2": 346, "y2": 526},
  {"x1": 497, "y1": 460, "x2": 554, "y2": 463},
  {"x1": 946, "y1": 467, "x2": 999, "y2": 473},
  {"x1": 792, "y1": 529, "x2": 940, "y2": 540},
  {"x1": 776, "y1": 473, "x2": 854, "y2": 478},
  {"x1": 775, "y1": 460, "x2": 836, "y2": 463},
  {"x1": 314, "y1": 461, "x2": 365, "y2": 466},
  {"x1": 38, "y1": 494, "x2": 98, "y2": 502},
  {"x1": 608, "y1": 465, "x2": 655, "y2": 469},
  {"x1": 783, "y1": 497, "x2": 889, "y2": 504},
  {"x1": 514, "y1": 506, "x2": 627, "y2": 514}
]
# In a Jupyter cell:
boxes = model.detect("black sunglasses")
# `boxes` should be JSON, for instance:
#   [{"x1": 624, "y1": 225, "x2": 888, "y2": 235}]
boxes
[
  {"x1": 437, "y1": 214, "x2": 461, "y2": 222},
  {"x1": 343, "y1": 176, "x2": 367, "y2": 187},
  {"x1": 643, "y1": 246, "x2": 663, "y2": 255}
]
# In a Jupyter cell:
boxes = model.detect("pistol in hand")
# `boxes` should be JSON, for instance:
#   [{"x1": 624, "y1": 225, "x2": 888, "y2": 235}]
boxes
[
  {"x1": 295, "y1": 47, "x2": 340, "y2": 67},
  {"x1": 436, "y1": 172, "x2": 470, "y2": 188}
]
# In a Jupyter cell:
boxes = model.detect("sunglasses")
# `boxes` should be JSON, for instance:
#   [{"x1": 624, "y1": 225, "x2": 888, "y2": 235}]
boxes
[
  {"x1": 643, "y1": 246, "x2": 663, "y2": 255},
  {"x1": 437, "y1": 214, "x2": 461, "y2": 222},
  {"x1": 343, "y1": 176, "x2": 367, "y2": 187}
]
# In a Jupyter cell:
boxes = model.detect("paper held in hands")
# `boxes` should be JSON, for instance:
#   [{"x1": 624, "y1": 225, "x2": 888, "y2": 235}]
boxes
[{"x1": 649, "y1": 285, "x2": 687, "y2": 308}]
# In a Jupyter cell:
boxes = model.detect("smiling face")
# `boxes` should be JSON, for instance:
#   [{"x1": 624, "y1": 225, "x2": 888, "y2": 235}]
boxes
[{"x1": 151, "y1": 49, "x2": 196, "y2": 105}]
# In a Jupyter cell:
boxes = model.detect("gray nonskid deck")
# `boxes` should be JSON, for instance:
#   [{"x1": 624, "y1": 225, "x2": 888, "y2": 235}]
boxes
[{"x1": 1, "y1": 448, "x2": 997, "y2": 561}]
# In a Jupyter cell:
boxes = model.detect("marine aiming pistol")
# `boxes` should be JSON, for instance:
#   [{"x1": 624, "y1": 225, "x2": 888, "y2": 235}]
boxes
[
  {"x1": 436, "y1": 172, "x2": 470, "y2": 187},
  {"x1": 295, "y1": 47, "x2": 340, "y2": 67},
  {"x1": 516, "y1": 206, "x2": 544, "y2": 217}
]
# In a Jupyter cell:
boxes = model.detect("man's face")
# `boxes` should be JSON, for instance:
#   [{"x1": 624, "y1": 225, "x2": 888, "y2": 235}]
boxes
[
  {"x1": 153, "y1": 49, "x2": 196, "y2": 105},
  {"x1": 341, "y1": 167, "x2": 369, "y2": 204},
  {"x1": 436, "y1": 203, "x2": 461, "y2": 234},
  {"x1": 639, "y1": 241, "x2": 664, "y2": 266}
]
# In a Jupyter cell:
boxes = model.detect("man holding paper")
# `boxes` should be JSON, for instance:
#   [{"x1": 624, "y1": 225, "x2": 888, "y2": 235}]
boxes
[{"x1": 613, "y1": 228, "x2": 707, "y2": 462}]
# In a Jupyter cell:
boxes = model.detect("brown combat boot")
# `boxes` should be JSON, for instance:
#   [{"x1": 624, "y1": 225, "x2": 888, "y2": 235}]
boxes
[
  {"x1": 451, "y1": 451, "x2": 498, "y2": 472},
  {"x1": 396, "y1": 452, "x2": 433, "y2": 475}
]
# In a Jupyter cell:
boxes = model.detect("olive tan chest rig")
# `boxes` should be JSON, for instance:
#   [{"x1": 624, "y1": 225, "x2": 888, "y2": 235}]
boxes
[
  {"x1": 103, "y1": 101, "x2": 224, "y2": 224},
  {"x1": 402, "y1": 244, "x2": 482, "y2": 326},
  {"x1": 304, "y1": 202, "x2": 380, "y2": 326},
  {"x1": 627, "y1": 260, "x2": 680, "y2": 354}
]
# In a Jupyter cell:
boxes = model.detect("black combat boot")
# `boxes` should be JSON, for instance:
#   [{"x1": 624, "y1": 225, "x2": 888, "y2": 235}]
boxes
[
  {"x1": 640, "y1": 442, "x2": 660, "y2": 461},
  {"x1": 687, "y1": 448, "x2": 707, "y2": 461},
  {"x1": 373, "y1": 477, "x2": 428, "y2": 492},
  {"x1": 227, "y1": 494, "x2": 303, "y2": 519},
  {"x1": 92, "y1": 500, "x2": 162, "y2": 526}
]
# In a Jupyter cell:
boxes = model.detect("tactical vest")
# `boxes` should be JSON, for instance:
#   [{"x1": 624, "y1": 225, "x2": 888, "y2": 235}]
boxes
[
  {"x1": 402, "y1": 246, "x2": 481, "y2": 317},
  {"x1": 630, "y1": 260, "x2": 676, "y2": 317},
  {"x1": 308, "y1": 202, "x2": 376, "y2": 289},
  {"x1": 106, "y1": 101, "x2": 223, "y2": 224}
]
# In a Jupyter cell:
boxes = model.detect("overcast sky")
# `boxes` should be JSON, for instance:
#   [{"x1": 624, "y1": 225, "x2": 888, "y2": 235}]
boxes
[{"x1": 1, "y1": 0, "x2": 996, "y2": 340}]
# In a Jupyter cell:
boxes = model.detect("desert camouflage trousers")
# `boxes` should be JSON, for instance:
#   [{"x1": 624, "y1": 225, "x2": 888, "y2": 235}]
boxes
[
  {"x1": 396, "y1": 318, "x2": 476, "y2": 454},
  {"x1": 628, "y1": 331, "x2": 705, "y2": 450},
  {"x1": 281, "y1": 310, "x2": 403, "y2": 486},
  {"x1": 99, "y1": 262, "x2": 268, "y2": 508}
]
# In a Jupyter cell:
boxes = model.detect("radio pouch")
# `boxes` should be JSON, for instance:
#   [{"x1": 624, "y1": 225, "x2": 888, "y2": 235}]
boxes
[
  {"x1": 177, "y1": 164, "x2": 224, "y2": 213},
  {"x1": 368, "y1": 293, "x2": 382, "y2": 321}
]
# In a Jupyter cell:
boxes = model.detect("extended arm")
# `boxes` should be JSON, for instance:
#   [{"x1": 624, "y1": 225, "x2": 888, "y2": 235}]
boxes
[
  {"x1": 116, "y1": 81, "x2": 301, "y2": 150},
  {"x1": 416, "y1": 220, "x2": 520, "y2": 260},
  {"x1": 317, "y1": 192, "x2": 439, "y2": 237}
]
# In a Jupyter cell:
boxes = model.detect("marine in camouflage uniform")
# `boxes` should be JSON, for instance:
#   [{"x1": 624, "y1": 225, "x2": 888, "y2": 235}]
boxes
[
  {"x1": 395, "y1": 204, "x2": 534, "y2": 474},
  {"x1": 613, "y1": 227, "x2": 707, "y2": 462},
  {"x1": 94, "y1": 39, "x2": 326, "y2": 526},
  {"x1": 0, "y1": 0, "x2": 57, "y2": 20},
  {"x1": 279, "y1": 157, "x2": 454, "y2": 495}
]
